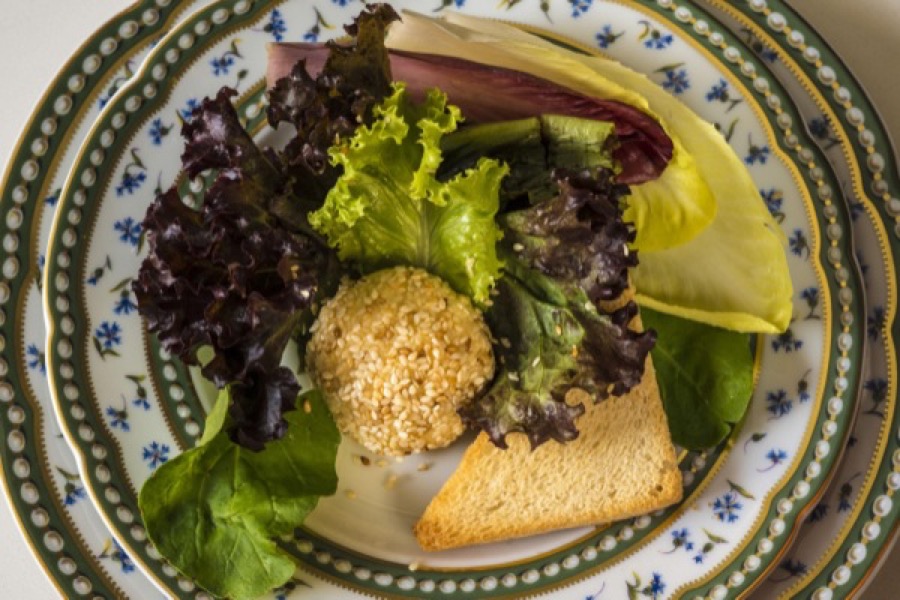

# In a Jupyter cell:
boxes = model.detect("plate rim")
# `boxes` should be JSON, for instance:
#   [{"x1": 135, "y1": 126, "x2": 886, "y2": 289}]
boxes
[
  {"x1": 712, "y1": 0, "x2": 900, "y2": 596},
  {"x1": 0, "y1": 0, "x2": 211, "y2": 597},
  {"x1": 39, "y1": 0, "x2": 870, "y2": 598}
]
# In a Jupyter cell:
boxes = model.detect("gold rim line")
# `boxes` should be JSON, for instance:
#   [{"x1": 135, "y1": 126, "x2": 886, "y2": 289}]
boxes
[
  {"x1": 588, "y1": 0, "x2": 849, "y2": 596},
  {"x1": 28, "y1": 0, "x2": 247, "y2": 595},
  {"x1": 15, "y1": 290, "x2": 128, "y2": 598},
  {"x1": 41, "y1": 2, "x2": 844, "y2": 599},
  {"x1": 12, "y1": 1, "x2": 239, "y2": 593},
  {"x1": 0, "y1": 0, "x2": 180, "y2": 595},
  {"x1": 42, "y1": 1, "x2": 291, "y2": 596},
  {"x1": 700, "y1": 2, "x2": 900, "y2": 596}
]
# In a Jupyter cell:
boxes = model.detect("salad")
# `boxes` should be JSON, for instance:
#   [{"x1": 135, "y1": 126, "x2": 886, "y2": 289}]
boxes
[{"x1": 133, "y1": 5, "x2": 791, "y2": 599}]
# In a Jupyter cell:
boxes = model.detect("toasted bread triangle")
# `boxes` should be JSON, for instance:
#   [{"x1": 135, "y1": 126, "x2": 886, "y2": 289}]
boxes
[{"x1": 414, "y1": 355, "x2": 682, "y2": 551}]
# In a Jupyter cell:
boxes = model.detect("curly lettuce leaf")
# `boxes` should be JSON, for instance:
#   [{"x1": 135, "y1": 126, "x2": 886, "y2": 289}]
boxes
[
  {"x1": 461, "y1": 168, "x2": 654, "y2": 449},
  {"x1": 139, "y1": 390, "x2": 339, "y2": 600},
  {"x1": 641, "y1": 308, "x2": 754, "y2": 449},
  {"x1": 501, "y1": 168, "x2": 635, "y2": 304},
  {"x1": 266, "y1": 4, "x2": 399, "y2": 179},
  {"x1": 135, "y1": 7, "x2": 399, "y2": 449},
  {"x1": 133, "y1": 170, "x2": 329, "y2": 449},
  {"x1": 463, "y1": 254, "x2": 654, "y2": 449},
  {"x1": 309, "y1": 84, "x2": 507, "y2": 305}
]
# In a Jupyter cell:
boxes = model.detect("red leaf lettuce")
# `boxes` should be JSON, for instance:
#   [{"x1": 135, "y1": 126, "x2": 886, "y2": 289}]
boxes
[{"x1": 133, "y1": 4, "x2": 399, "y2": 450}]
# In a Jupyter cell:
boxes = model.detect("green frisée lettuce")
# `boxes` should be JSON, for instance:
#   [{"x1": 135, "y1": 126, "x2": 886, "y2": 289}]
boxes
[
  {"x1": 139, "y1": 389, "x2": 340, "y2": 600},
  {"x1": 641, "y1": 308, "x2": 755, "y2": 450},
  {"x1": 309, "y1": 83, "x2": 507, "y2": 305}
]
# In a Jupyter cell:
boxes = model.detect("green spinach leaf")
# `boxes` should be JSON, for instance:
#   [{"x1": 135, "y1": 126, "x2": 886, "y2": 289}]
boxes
[
  {"x1": 641, "y1": 307, "x2": 754, "y2": 450},
  {"x1": 308, "y1": 84, "x2": 508, "y2": 305},
  {"x1": 139, "y1": 390, "x2": 339, "y2": 600}
]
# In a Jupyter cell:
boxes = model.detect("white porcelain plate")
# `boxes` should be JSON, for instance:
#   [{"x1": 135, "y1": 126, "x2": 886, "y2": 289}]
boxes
[
  {"x1": 0, "y1": 1, "x2": 216, "y2": 597},
  {"x1": 41, "y1": 0, "x2": 865, "y2": 598},
  {"x1": 700, "y1": 2, "x2": 899, "y2": 597}
]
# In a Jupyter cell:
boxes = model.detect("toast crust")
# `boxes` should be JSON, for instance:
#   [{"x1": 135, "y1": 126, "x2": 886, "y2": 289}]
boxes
[{"x1": 414, "y1": 357, "x2": 682, "y2": 551}]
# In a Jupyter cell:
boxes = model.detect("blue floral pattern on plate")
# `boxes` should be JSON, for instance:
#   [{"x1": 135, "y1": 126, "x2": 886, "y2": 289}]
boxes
[{"x1": 30, "y1": 1, "x2": 874, "y2": 599}]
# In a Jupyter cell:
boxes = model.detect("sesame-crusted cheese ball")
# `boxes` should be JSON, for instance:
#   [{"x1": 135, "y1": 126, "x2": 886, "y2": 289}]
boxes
[{"x1": 306, "y1": 266, "x2": 495, "y2": 456}]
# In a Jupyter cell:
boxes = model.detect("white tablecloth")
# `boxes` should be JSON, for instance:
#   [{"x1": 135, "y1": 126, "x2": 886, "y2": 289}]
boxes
[{"x1": 0, "y1": 0, "x2": 897, "y2": 597}]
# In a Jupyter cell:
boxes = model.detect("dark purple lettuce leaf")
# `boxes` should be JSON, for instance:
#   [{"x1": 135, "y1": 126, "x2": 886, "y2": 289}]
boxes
[
  {"x1": 266, "y1": 4, "x2": 398, "y2": 181},
  {"x1": 502, "y1": 168, "x2": 636, "y2": 304},
  {"x1": 133, "y1": 6, "x2": 399, "y2": 449},
  {"x1": 573, "y1": 300, "x2": 656, "y2": 398},
  {"x1": 181, "y1": 88, "x2": 278, "y2": 181},
  {"x1": 459, "y1": 168, "x2": 655, "y2": 449},
  {"x1": 228, "y1": 368, "x2": 301, "y2": 448},
  {"x1": 133, "y1": 174, "x2": 332, "y2": 449},
  {"x1": 266, "y1": 43, "x2": 673, "y2": 184}
]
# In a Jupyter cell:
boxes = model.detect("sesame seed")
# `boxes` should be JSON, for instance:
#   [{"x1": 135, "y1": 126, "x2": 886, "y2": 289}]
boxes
[
  {"x1": 306, "y1": 266, "x2": 495, "y2": 456},
  {"x1": 512, "y1": 243, "x2": 525, "y2": 252},
  {"x1": 531, "y1": 356, "x2": 541, "y2": 367},
  {"x1": 508, "y1": 372, "x2": 520, "y2": 382}
]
